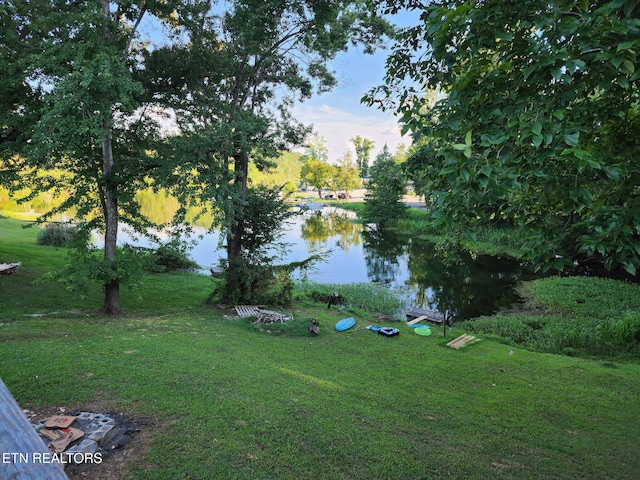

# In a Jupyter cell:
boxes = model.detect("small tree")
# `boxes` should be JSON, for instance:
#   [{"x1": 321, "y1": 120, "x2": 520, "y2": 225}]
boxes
[
  {"x1": 302, "y1": 134, "x2": 329, "y2": 164},
  {"x1": 351, "y1": 136, "x2": 375, "y2": 179},
  {"x1": 212, "y1": 185, "x2": 315, "y2": 305},
  {"x1": 364, "y1": 145, "x2": 407, "y2": 228},
  {"x1": 331, "y1": 151, "x2": 361, "y2": 196},
  {"x1": 301, "y1": 159, "x2": 333, "y2": 198},
  {"x1": 1, "y1": 0, "x2": 183, "y2": 314}
]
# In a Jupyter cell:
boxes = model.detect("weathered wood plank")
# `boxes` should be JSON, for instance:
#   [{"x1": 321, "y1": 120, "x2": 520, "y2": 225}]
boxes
[
  {"x1": 446, "y1": 334, "x2": 471, "y2": 347},
  {"x1": 406, "y1": 308, "x2": 445, "y2": 324},
  {"x1": 0, "y1": 378, "x2": 69, "y2": 479},
  {"x1": 407, "y1": 315, "x2": 429, "y2": 325},
  {"x1": 446, "y1": 334, "x2": 479, "y2": 349},
  {"x1": 235, "y1": 305, "x2": 260, "y2": 318},
  {"x1": 0, "y1": 262, "x2": 21, "y2": 275}
]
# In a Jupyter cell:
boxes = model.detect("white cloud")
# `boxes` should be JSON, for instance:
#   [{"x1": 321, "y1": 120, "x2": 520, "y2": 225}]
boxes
[{"x1": 292, "y1": 103, "x2": 407, "y2": 162}]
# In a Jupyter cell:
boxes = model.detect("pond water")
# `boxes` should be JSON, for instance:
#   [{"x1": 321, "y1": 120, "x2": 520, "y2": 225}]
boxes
[{"x1": 105, "y1": 206, "x2": 538, "y2": 321}]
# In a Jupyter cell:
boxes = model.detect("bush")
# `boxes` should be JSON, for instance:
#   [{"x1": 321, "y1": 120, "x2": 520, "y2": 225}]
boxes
[
  {"x1": 152, "y1": 241, "x2": 200, "y2": 272},
  {"x1": 37, "y1": 223, "x2": 78, "y2": 247},
  {"x1": 210, "y1": 260, "x2": 294, "y2": 306}
]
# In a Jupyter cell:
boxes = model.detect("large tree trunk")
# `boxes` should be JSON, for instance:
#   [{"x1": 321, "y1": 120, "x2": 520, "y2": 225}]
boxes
[
  {"x1": 225, "y1": 148, "x2": 249, "y2": 298},
  {"x1": 98, "y1": 0, "x2": 121, "y2": 314},
  {"x1": 99, "y1": 129, "x2": 122, "y2": 314}
]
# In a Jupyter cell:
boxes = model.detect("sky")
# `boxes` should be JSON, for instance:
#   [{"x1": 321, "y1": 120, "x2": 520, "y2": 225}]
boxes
[
  {"x1": 140, "y1": 7, "x2": 419, "y2": 164},
  {"x1": 292, "y1": 46, "x2": 406, "y2": 163},
  {"x1": 292, "y1": 13, "x2": 418, "y2": 163}
]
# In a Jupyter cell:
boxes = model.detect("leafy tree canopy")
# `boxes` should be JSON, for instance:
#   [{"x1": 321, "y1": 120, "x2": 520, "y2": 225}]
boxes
[
  {"x1": 301, "y1": 134, "x2": 330, "y2": 164},
  {"x1": 366, "y1": 0, "x2": 640, "y2": 276},
  {"x1": 351, "y1": 135, "x2": 375, "y2": 178},
  {"x1": 328, "y1": 151, "x2": 362, "y2": 195},
  {"x1": 301, "y1": 158, "x2": 334, "y2": 197},
  {"x1": 364, "y1": 144, "x2": 407, "y2": 227},
  {"x1": 0, "y1": 0, "x2": 190, "y2": 313},
  {"x1": 146, "y1": 0, "x2": 392, "y2": 300}
]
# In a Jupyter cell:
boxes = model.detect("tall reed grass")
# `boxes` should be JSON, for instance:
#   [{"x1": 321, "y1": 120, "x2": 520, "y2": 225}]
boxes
[{"x1": 294, "y1": 281, "x2": 405, "y2": 316}]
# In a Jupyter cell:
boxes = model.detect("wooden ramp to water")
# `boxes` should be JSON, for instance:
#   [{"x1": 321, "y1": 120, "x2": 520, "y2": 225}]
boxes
[
  {"x1": 0, "y1": 378, "x2": 69, "y2": 479},
  {"x1": 406, "y1": 308, "x2": 445, "y2": 325}
]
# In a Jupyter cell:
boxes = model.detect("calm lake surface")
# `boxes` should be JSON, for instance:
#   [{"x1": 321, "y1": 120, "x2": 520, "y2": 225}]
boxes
[{"x1": 107, "y1": 206, "x2": 537, "y2": 321}]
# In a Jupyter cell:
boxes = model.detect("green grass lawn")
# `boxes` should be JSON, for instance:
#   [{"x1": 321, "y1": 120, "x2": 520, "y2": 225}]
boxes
[{"x1": 2, "y1": 217, "x2": 640, "y2": 479}]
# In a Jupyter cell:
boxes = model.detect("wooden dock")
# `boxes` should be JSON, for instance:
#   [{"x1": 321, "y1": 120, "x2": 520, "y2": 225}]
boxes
[
  {"x1": 406, "y1": 308, "x2": 445, "y2": 325},
  {"x1": 0, "y1": 378, "x2": 69, "y2": 479}
]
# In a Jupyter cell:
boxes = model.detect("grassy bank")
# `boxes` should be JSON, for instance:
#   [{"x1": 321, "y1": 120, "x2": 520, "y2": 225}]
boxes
[
  {"x1": 462, "y1": 277, "x2": 640, "y2": 360},
  {"x1": 2, "y1": 216, "x2": 640, "y2": 479}
]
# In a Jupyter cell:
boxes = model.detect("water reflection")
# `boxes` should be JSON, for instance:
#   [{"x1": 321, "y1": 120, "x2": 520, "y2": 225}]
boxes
[
  {"x1": 403, "y1": 239, "x2": 534, "y2": 321},
  {"x1": 109, "y1": 203, "x2": 536, "y2": 320},
  {"x1": 296, "y1": 209, "x2": 537, "y2": 320},
  {"x1": 300, "y1": 208, "x2": 362, "y2": 253},
  {"x1": 362, "y1": 228, "x2": 406, "y2": 284}
]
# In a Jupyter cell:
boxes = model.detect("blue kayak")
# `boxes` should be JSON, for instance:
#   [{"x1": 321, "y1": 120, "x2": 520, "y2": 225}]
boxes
[{"x1": 335, "y1": 317, "x2": 356, "y2": 331}]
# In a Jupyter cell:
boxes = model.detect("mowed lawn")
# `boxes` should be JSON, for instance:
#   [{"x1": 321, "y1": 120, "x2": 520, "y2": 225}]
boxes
[{"x1": 1, "y1": 217, "x2": 640, "y2": 479}]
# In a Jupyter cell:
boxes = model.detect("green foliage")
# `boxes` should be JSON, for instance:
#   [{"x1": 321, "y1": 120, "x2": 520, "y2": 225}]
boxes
[
  {"x1": 36, "y1": 223, "x2": 78, "y2": 247},
  {"x1": 368, "y1": 0, "x2": 640, "y2": 276},
  {"x1": 295, "y1": 281, "x2": 405, "y2": 315},
  {"x1": 364, "y1": 145, "x2": 407, "y2": 227},
  {"x1": 149, "y1": 2, "x2": 391, "y2": 305},
  {"x1": 248, "y1": 151, "x2": 304, "y2": 188},
  {"x1": 461, "y1": 277, "x2": 640, "y2": 359},
  {"x1": 43, "y1": 230, "x2": 149, "y2": 297},
  {"x1": 327, "y1": 164, "x2": 362, "y2": 197},
  {"x1": 301, "y1": 154, "x2": 361, "y2": 198},
  {"x1": 150, "y1": 240, "x2": 200, "y2": 273},
  {"x1": 351, "y1": 135, "x2": 375, "y2": 178},
  {"x1": 212, "y1": 261, "x2": 291, "y2": 306},
  {"x1": 300, "y1": 134, "x2": 329, "y2": 164},
  {"x1": 300, "y1": 158, "x2": 334, "y2": 197},
  {"x1": 1, "y1": 0, "x2": 191, "y2": 313},
  {"x1": 212, "y1": 186, "x2": 318, "y2": 305}
]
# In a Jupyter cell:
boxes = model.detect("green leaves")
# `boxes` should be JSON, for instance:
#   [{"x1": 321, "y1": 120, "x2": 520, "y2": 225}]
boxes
[
  {"x1": 452, "y1": 129, "x2": 473, "y2": 158},
  {"x1": 373, "y1": 0, "x2": 640, "y2": 276},
  {"x1": 364, "y1": 145, "x2": 407, "y2": 228}
]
